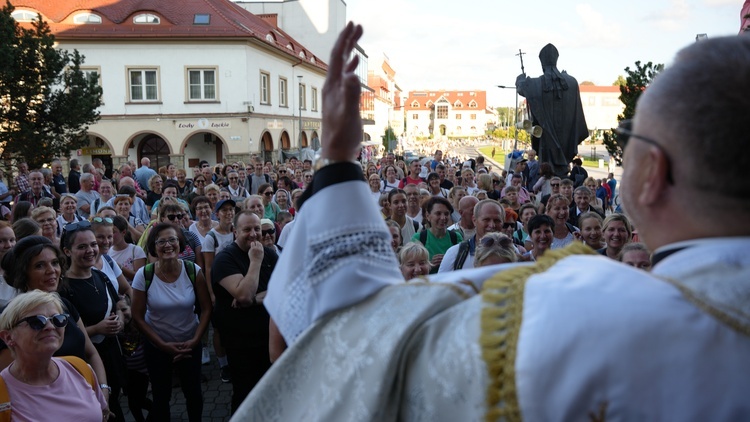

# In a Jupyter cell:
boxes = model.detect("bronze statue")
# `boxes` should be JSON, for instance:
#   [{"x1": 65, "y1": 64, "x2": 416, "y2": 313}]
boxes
[{"x1": 516, "y1": 44, "x2": 588, "y2": 177}]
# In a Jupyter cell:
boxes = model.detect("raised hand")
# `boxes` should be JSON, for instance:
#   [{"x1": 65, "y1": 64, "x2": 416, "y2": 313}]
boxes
[{"x1": 321, "y1": 22, "x2": 364, "y2": 162}]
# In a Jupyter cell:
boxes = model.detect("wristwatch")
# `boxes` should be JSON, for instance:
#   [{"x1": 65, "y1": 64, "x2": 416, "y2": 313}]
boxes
[{"x1": 100, "y1": 383, "x2": 112, "y2": 392}]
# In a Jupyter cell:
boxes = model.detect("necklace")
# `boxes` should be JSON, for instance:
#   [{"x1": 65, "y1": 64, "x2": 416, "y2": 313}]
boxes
[{"x1": 84, "y1": 277, "x2": 100, "y2": 294}]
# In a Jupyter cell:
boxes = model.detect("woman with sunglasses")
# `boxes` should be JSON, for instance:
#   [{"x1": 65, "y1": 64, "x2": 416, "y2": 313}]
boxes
[
  {"x1": 259, "y1": 218, "x2": 280, "y2": 254},
  {"x1": 0, "y1": 290, "x2": 109, "y2": 420},
  {"x1": 258, "y1": 183, "x2": 280, "y2": 222},
  {"x1": 60, "y1": 222, "x2": 126, "y2": 421},
  {"x1": 132, "y1": 223, "x2": 211, "y2": 422},
  {"x1": 0, "y1": 236, "x2": 107, "y2": 381}
]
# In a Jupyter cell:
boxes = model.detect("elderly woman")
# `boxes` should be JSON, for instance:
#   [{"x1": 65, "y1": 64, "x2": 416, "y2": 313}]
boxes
[
  {"x1": 31, "y1": 206, "x2": 59, "y2": 246},
  {"x1": 368, "y1": 174, "x2": 383, "y2": 202},
  {"x1": 114, "y1": 194, "x2": 145, "y2": 240},
  {"x1": 204, "y1": 183, "x2": 221, "y2": 220},
  {"x1": 618, "y1": 242, "x2": 652, "y2": 270},
  {"x1": 132, "y1": 223, "x2": 211, "y2": 422},
  {"x1": 258, "y1": 183, "x2": 280, "y2": 222},
  {"x1": 259, "y1": 218, "x2": 280, "y2": 254},
  {"x1": 188, "y1": 196, "x2": 218, "y2": 241},
  {"x1": 91, "y1": 180, "x2": 114, "y2": 216},
  {"x1": 60, "y1": 223, "x2": 125, "y2": 421},
  {"x1": 545, "y1": 194, "x2": 578, "y2": 249},
  {"x1": 577, "y1": 211, "x2": 604, "y2": 250},
  {"x1": 176, "y1": 168, "x2": 193, "y2": 201},
  {"x1": 57, "y1": 194, "x2": 85, "y2": 237},
  {"x1": 474, "y1": 233, "x2": 518, "y2": 267},
  {"x1": 398, "y1": 242, "x2": 430, "y2": 281},
  {"x1": 599, "y1": 213, "x2": 633, "y2": 260},
  {"x1": 411, "y1": 197, "x2": 462, "y2": 273},
  {"x1": 0, "y1": 236, "x2": 108, "y2": 385},
  {"x1": 145, "y1": 175, "x2": 163, "y2": 211},
  {"x1": 0, "y1": 290, "x2": 109, "y2": 420}
]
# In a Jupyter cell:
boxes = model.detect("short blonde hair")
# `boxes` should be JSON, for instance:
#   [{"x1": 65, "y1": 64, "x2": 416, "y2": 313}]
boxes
[
  {"x1": 204, "y1": 183, "x2": 221, "y2": 194},
  {"x1": 474, "y1": 233, "x2": 517, "y2": 266},
  {"x1": 0, "y1": 290, "x2": 63, "y2": 332},
  {"x1": 398, "y1": 242, "x2": 429, "y2": 266},
  {"x1": 31, "y1": 206, "x2": 55, "y2": 220}
]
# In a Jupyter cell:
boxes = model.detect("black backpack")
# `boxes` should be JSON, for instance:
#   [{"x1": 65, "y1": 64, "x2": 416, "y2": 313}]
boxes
[{"x1": 418, "y1": 230, "x2": 458, "y2": 247}]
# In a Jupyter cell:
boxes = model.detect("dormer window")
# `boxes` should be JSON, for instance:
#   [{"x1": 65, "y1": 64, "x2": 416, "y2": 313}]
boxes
[
  {"x1": 469, "y1": 100, "x2": 478, "y2": 108},
  {"x1": 265, "y1": 33, "x2": 275, "y2": 43},
  {"x1": 73, "y1": 13, "x2": 102, "y2": 24},
  {"x1": 11, "y1": 10, "x2": 39, "y2": 22},
  {"x1": 134, "y1": 14, "x2": 160, "y2": 24},
  {"x1": 453, "y1": 100, "x2": 463, "y2": 108},
  {"x1": 298, "y1": 51, "x2": 306, "y2": 59},
  {"x1": 286, "y1": 44, "x2": 294, "y2": 51},
  {"x1": 411, "y1": 100, "x2": 419, "y2": 107},
  {"x1": 310, "y1": 57, "x2": 316, "y2": 64},
  {"x1": 193, "y1": 14, "x2": 210, "y2": 25}
]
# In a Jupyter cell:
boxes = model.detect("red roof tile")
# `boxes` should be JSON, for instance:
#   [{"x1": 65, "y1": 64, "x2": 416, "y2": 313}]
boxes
[
  {"x1": 10, "y1": 0, "x2": 327, "y2": 70},
  {"x1": 405, "y1": 90, "x2": 487, "y2": 111}
]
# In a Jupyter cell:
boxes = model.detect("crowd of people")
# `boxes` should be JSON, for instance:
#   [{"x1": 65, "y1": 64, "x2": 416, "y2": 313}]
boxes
[{"x1": 0, "y1": 23, "x2": 748, "y2": 422}]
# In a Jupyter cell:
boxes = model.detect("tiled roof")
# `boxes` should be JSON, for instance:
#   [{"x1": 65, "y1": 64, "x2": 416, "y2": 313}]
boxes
[
  {"x1": 406, "y1": 90, "x2": 487, "y2": 111},
  {"x1": 10, "y1": 0, "x2": 327, "y2": 70}
]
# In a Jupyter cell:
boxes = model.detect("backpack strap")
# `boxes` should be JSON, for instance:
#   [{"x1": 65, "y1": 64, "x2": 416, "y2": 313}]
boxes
[
  {"x1": 183, "y1": 260, "x2": 197, "y2": 285},
  {"x1": 102, "y1": 254, "x2": 115, "y2": 270},
  {"x1": 60, "y1": 356, "x2": 97, "y2": 392},
  {"x1": 143, "y1": 262, "x2": 155, "y2": 291},
  {"x1": 453, "y1": 240, "x2": 471, "y2": 271},
  {"x1": 449, "y1": 230, "x2": 458, "y2": 245},
  {"x1": 412, "y1": 220, "x2": 419, "y2": 233},
  {"x1": 419, "y1": 230, "x2": 427, "y2": 245},
  {"x1": 0, "y1": 374, "x2": 10, "y2": 421},
  {"x1": 207, "y1": 231, "x2": 219, "y2": 249}
]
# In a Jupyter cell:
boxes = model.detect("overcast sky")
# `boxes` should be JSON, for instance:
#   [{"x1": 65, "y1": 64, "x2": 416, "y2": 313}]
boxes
[{"x1": 347, "y1": 0, "x2": 742, "y2": 107}]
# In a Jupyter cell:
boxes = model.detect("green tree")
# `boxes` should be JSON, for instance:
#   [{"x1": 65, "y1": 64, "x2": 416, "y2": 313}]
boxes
[
  {"x1": 612, "y1": 75, "x2": 627, "y2": 87},
  {"x1": 382, "y1": 126, "x2": 396, "y2": 151},
  {"x1": 602, "y1": 61, "x2": 663, "y2": 165},
  {"x1": 0, "y1": 2, "x2": 103, "y2": 169}
]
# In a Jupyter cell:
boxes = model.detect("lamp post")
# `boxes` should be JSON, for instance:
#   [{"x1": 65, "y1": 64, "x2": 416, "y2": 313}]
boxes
[
  {"x1": 497, "y1": 85, "x2": 518, "y2": 151},
  {"x1": 297, "y1": 75, "x2": 304, "y2": 149}
]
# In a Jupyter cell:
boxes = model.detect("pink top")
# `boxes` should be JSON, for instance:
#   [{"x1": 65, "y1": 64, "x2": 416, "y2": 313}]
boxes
[{"x1": 1, "y1": 357, "x2": 107, "y2": 421}]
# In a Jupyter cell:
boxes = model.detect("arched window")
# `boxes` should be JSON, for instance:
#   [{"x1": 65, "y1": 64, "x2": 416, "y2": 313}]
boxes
[
  {"x1": 266, "y1": 33, "x2": 275, "y2": 43},
  {"x1": 411, "y1": 100, "x2": 419, "y2": 108},
  {"x1": 469, "y1": 100, "x2": 478, "y2": 108},
  {"x1": 73, "y1": 13, "x2": 102, "y2": 24},
  {"x1": 11, "y1": 10, "x2": 39, "y2": 22},
  {"x1": 134, "y1": 14, "x2": 160, "y2": 24}
]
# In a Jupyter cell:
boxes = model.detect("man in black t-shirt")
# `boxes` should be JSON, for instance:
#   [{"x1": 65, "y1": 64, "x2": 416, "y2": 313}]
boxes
[{"x1": 211, "y1": 210, "x2": 278, "y2": 414}]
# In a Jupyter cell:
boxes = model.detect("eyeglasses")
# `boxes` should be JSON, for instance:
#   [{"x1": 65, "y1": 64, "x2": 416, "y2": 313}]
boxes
[
  {"x1": 279, "y1": 170, "x2": 287, "y2": 174},
  {"x1": 550, "y1": 183, "x2": 560, "y2": 187},
  {"x1": 262, "y1": 228, "x2": 276, "y2": 236},
  {"x1": 91, "y1": 217, "x2": 113, "y2": 224},
  {"x1": 502, "y1": 222, "x2": 517, "y2": 229},
  {"x1": 155, "y1": 237, "x2": 179, "y2": 247},
  {"x1": 16, "y1": 314, "x2": 69, "y2": 331},
  {"x1": 264, "y1": 191, "x2": 273, "y2": 196},
  {"x1": 202, "y1": 165, "x2": 211, "y2": 168},
  {"x1": 63, "y1": 220, "x2": 92, "y2": 233},
  {"x1": 615, "y1": 119, "x2": 674, "y2": 184},
  {"x1": 165, "y1": 214, "x2": 184, "y2": 221}
]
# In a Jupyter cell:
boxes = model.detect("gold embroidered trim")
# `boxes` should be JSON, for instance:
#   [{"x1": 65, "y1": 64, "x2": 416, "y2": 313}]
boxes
[
  {"x1": 480, "y1": 242, "x2": 596, "y2": 422},
  {"x1": 658, "y1": 277, "x2": 750, "y2": 337}
]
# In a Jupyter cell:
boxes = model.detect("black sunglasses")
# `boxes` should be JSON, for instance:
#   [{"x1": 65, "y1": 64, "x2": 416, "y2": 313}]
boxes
[
  {"x1": 264, "y1": 191, "x2": 273, "y2": 196},
  {"x1": 166, "y1": 213, "x2": 184, "y2": 221},
  {"x1": 279, "y1": 170, "x2": 287, "y2": 173},
  {"x1": 480, "y1": 235, "x2": 513, "y2": 248},
  {"x1": 16, "y1": 314, "x2": 69, "y2": 330},
  {"x1": 262, "y1": 228, "x2": 276, "y2": 236},
  {"x1": 63, "y1": 220, "x2": 92, "y2": 233},
  {"x1": 502, "y1": 222, "x2": 517, "y2": 229},
  {"x1": 615, "y1": 119, "x2": 674, "y2": 184},
  {"x1": 550, "y1": 183, "x2": 560, "y2": 187}
]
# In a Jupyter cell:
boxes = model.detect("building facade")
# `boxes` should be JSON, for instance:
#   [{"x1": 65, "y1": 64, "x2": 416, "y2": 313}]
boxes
[
  {"x1": 363, "y1": 55, "x2": 403, "y2": 149},
  {"x1": 578, "y1": 85, "x2": 624, "y2": 134},
  {"x1": 12, "y1": 0, "x2": 327, "y2": 172},
  {"x1": 404, "y1": 90, "x2": 495, "y2": 140}
]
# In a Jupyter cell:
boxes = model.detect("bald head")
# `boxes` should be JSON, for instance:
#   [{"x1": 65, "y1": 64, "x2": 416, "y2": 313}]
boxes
[
  {"x1": 119, "y1": 176, "x2": 135, "y2": 187},
  {"x1": 458, "y1": 195, "x2": 479, "y2": 225},
  {"x1": 141, "y1": 157, "x2": 150, "y2": 166}
]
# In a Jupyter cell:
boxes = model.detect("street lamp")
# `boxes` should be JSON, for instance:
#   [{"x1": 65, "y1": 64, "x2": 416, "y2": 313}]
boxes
[
  {"x1": 497, "y1": 85, "x2": 518, "y2": 151},
  {"x1": 297, "y1": 75, "x2": 304, "y2": 148}
]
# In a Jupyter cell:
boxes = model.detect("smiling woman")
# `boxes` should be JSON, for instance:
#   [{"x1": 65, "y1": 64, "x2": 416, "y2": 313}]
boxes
[{"x1": 0, "y1": 290, "x2": 109, "y2": 421}]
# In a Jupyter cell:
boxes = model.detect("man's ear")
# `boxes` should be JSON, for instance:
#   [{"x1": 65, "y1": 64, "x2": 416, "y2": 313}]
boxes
[{"x1": 638, "y1": 146, "x2": 671, "y2": 206}]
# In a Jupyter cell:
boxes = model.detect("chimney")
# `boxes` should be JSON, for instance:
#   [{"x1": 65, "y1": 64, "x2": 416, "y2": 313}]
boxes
[{"x1": 258, "y1": 14, "x2": 278, "y2": 28}]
